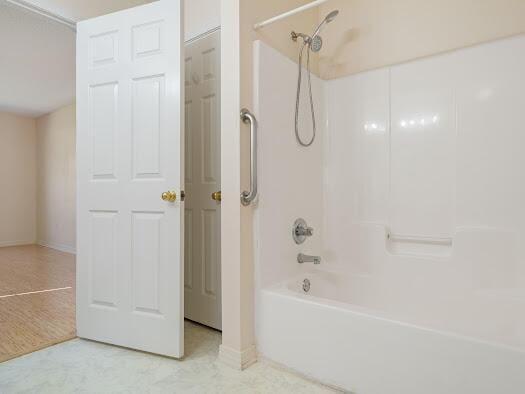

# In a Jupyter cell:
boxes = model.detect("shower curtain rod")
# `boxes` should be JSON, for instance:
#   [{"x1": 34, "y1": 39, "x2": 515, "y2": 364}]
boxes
[{"x1": 253, "y1": 0, "x2": 331, "y2": 30}]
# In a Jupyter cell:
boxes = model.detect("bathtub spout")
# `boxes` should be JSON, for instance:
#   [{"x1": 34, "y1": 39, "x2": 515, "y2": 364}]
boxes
[{"x1": 297, "y1": 253, "x2": 321, "y2": 264}]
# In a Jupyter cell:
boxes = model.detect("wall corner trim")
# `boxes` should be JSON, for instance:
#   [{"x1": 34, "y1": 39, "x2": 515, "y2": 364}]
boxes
[
  {"x1": 218, "y1": 344, "x2": 257, "y2": 370},
  {"x1": 37, "y1": 241, "x2": 76, "y2": 255}
]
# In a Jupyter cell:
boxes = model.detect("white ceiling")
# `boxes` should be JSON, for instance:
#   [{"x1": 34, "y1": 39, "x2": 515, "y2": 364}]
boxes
[
  {"x1": 0, "y1": 0, "x2": 152, "y2": 118},
  {"x1": 0, "y1": 0, "x2": 217, "y2": 118},
  {"x1": 21, "y1": 0, "x2": 152, "y2": 22},
  {"x1": 0, "y1": 2, "x2": 75, "y2": 117}
]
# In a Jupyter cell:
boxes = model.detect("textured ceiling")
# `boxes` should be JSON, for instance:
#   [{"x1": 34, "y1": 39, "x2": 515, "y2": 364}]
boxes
[{"x1": 0, "y1": 2, "x2": 75, "y2": 117}]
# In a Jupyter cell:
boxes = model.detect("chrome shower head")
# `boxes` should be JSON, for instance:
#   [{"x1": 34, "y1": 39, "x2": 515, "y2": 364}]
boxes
[
  {"x1": 311, "y1": 10, "x2": 339, "y2": 39},
  {"x1": 291, "y1": 10, "x2": 338, "y2": 53},
  {"x1": 325, "y1": 10, "x2": 339, "y2": 23},
  {"x1": 310, "y1": 35, "x2": 323, "y2": 52}
]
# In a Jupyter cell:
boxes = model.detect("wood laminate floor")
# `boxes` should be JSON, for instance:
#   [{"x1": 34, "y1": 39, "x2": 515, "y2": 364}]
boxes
[{"x1": 0, "y1": 245, "x2": 76, "y2": 363}]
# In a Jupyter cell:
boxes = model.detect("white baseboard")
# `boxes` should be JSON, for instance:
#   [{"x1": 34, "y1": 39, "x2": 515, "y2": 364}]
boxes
[
  {"x1": 219, "y1": 344, "x2": 257, "y2": 370},
  {"x1": 37, "y1": 240, "x2": 76, "y2": 254},
  {"x1": 0, "y1": 240, "x2": 34, "y2": 247}
]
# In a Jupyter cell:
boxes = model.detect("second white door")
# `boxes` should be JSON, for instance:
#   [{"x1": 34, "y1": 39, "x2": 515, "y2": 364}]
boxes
[{"x1": 184, "y1": 30, "x2": 221, "y2": 330}]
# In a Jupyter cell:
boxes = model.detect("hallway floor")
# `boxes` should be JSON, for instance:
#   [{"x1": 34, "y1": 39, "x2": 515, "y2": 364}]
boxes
[
  {"x1": 0, "y1": 320, "x2": 337, "y2": 393},
  {"x1": 0, "y1": 245, "x2": 76, "y2": 362}
]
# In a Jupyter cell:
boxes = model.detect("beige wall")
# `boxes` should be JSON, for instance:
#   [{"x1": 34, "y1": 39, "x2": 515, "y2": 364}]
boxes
[
  {"x1": 319, "y1": 0, "x2": 525, "y2": 79},
  {"x1": 219, "y1": 0, "x2": 321, "y2": 369},
  {"x1": 185, "y1": 0, "x2": 220, "y2": 40},
  {"x1": 36, "y1": 104, "x2": 76, "y2": 253},
  {"x1": 220, "y1": 0, "x2": 245, "y2": 368},
  {"x1": 0, "y1": 113, "x2": 37, "y2": 246},
  {"x1": 239, "y1": 1, "x2": 322, "y2": 334}
]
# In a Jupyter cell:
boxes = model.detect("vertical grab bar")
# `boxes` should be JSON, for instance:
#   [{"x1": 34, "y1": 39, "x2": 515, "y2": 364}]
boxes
[{"x1": 240, "y1": 108, "x2": 258, "y2": 206}]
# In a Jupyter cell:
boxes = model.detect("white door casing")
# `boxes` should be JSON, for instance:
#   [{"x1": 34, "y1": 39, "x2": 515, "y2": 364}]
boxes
[
  {"x1": 76, "y1": 0, "x2": 184, "y2": 357},
  {"x1": 184, "y1": 30, "x2": 221, "y2": 330}
]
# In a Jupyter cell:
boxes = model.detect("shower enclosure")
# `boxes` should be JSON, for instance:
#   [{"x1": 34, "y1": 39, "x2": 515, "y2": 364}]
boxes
[{"x1": 253, "y1": 33, "x2": 525, "y2": 393}]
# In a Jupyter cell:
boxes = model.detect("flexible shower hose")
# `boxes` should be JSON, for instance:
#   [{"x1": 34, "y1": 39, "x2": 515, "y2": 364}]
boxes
[{"x1": 295, "y1": 40, "x2": 316, "y2": 147}]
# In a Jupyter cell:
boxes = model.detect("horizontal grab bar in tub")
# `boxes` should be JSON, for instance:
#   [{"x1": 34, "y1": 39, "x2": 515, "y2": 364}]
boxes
[{"x1": 387, "y1": 233, "x2": 453, "y2": 246}]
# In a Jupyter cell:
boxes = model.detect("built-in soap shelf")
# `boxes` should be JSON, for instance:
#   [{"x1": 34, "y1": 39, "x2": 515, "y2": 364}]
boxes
[{"x1": 385, "y1": 228, "x2": 453, "y2": 257}]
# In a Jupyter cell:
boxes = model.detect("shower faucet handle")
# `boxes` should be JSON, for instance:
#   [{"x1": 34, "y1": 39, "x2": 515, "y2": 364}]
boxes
[
  {"x1": 293, "y1": 218, "x2": 314, "y2": 244},
  {"x1": 296, "y1": 225, "x2": 313, "y2": 237}
]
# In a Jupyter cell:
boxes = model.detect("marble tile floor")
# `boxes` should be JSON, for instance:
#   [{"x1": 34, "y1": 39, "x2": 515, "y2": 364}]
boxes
[{"x1": 0, "y1": 320, "x2": 339, "y2": 393}]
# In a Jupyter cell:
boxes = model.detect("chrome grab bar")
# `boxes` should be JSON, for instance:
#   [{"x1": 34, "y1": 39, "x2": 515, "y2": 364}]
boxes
[
  {"x1": 240, "y1": 108, "x2": 258, "y2": 206},
  {"x1": 387, "y1": 232, "x2": 453, "y2": 246}
]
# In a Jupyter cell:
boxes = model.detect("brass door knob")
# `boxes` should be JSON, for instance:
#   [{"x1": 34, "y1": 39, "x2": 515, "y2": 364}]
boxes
[
  {"x1": 161, "y1": 191, "x2": 177, "y2": 202},
  {"x1": 211, "y1": 191, "x2": 222, "y2": 202}
]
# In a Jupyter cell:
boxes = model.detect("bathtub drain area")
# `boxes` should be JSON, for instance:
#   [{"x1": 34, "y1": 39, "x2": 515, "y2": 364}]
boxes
[{"x1": 302, "y1": 279, "x2": 310, "y2": 293}]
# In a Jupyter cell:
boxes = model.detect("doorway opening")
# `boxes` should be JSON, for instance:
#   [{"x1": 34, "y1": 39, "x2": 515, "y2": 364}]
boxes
[
  {"x1": 75, "y1": 0, "x2": 221, "y2": 359},
  {"x1": 0, "y1": 2, "x2": 76, "y2": 362},
  {"x1": 1, "y1": 0, "x2": 221, "y2": 364},
  {"x1": 183, "y1": 28, "x2": 222, "y2": 331}
]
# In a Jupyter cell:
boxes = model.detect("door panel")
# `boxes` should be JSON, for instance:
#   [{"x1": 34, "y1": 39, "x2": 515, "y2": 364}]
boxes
[
  {"x1": 132, "y1": 76, "x2": 163, "y2": 179},
  {"x1": 89, "y1": 210, "x2": 118, "y2": 309},
  {"x1": 77, "y1": 0, "x2": 184, "y2": 358},
  {"x1": 184, "y1": 30, "x2": 221, "y2": 330}
]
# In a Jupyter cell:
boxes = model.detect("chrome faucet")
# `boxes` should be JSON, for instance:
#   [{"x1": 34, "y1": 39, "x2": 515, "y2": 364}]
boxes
[
  {"x1": 297, "y1": 253, "x2": 321, "y2": 265},
  {"x1": 295, "y1": 224, "x2": 313, "y2": 237},
  {"x1": 293, "y1": 218, "x2": 314, "y2": 244}
]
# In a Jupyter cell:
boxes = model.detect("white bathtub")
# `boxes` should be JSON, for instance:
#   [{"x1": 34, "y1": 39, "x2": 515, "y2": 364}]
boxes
[
  {"x1": 257, "y1": 271, "x2": 525, "y2": 394},
  {"x1": 253, "y1": 37, "x2": 525, "y2": 394}
]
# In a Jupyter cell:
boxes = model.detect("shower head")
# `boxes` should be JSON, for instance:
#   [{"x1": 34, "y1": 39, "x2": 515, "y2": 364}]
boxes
[
  {"x1": 310, "y1": 35, "x2": 323, "y2": 52},
  {"x1": 291, "y1": 10, "x2": 338, "y2": 53},
  {"x1": 311, "y1": 10, "x2": 339, "y2": 39},
  {"x1": 325, "y1": 10, "x2": 340, "y2": 23}
]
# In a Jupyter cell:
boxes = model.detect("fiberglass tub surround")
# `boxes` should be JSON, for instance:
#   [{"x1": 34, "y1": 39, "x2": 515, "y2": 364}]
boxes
[{"x1": 254, "y1": 35, "x2": 525, "y2": 394}]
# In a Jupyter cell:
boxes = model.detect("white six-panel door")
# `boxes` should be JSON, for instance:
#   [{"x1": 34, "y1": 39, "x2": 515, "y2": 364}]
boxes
[
  {"x1": 76, "y1": 0, "x2": 184, "y2": 358},
  {"x1": 184, "y1": 30, "x2": 221, "y2": 330}
]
